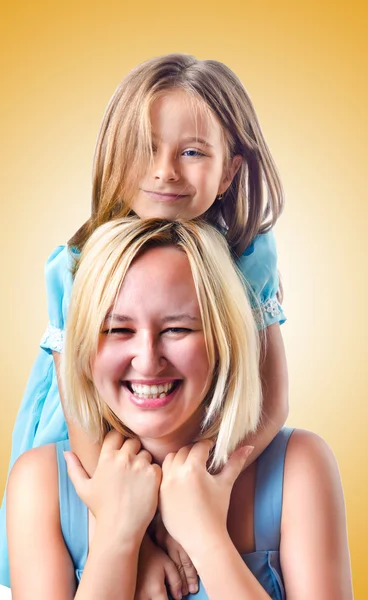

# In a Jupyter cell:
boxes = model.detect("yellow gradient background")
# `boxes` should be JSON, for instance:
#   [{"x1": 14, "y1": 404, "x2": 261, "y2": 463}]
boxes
[{"x1": 1, "y1": 0, "x2": 367, "y2": 596}]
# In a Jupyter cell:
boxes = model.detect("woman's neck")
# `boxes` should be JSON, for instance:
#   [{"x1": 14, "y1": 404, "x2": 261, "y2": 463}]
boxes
[{"x1": 139, "y1": 415, "x2": 203, "y2": 466}]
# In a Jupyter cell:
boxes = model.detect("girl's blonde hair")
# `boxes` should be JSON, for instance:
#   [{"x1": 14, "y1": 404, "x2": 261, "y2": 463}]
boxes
[
  {"x1": 69, "y1": 53, "x2": 284, "y2": 256},
  {"x1": 64, "y1": 217, "x2": 262, "y2": 469}
]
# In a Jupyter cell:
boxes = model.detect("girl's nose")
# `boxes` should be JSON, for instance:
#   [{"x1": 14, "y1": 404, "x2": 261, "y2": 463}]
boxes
[{"x1": 153, "y1": 150, "x2": 180, "y2": 182}]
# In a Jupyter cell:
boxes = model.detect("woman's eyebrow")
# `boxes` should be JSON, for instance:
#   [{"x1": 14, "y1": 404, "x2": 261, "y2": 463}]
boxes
[
  {"x1": 161, "y1": 314, "x2": 200, "y2": 323},
  {"x1": 104, "y1": 313, "x2": 200, "y2": 323},
  {"x1": 104, "y1": 313, "x2": 132, "y2": 323}
]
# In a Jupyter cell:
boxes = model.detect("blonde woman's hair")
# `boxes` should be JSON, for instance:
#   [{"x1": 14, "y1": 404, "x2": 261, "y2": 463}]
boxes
[
  {"x1": 69, "y1": 53, "x2": 284, "y2": 256},
  {"x1": 64, "y1": 217, "x2": 262, "y2": 469}
]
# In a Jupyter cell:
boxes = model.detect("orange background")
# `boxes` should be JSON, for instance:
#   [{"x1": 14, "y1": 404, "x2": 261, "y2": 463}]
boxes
[{"x1": 1, "y1": 1, "x2": 367, "y2": 596}]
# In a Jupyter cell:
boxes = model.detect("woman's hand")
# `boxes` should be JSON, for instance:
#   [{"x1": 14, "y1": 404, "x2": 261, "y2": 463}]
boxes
[
  {"x1": 159, "y1": 441, "x2": 253, "y2": 559},
  {"x1": 155, "y1": 515, "x2": 199, "y2": 597},
  {"x1": 64, "y1": 430, "x2": 161, "y2": 547},
  {"x1": 135, "y1": 533, "x2": 183, "y2": 600}
]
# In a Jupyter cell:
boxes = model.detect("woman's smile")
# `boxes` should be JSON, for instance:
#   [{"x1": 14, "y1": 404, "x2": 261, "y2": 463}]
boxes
[{"x1": 123, "y1": 379, "x2": 182, "y2": 409}]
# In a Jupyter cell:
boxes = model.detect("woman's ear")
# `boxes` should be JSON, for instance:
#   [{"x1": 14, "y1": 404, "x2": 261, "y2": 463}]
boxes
[{"x1": 218, "y1": 155, "x2": 242, "y2": 194}]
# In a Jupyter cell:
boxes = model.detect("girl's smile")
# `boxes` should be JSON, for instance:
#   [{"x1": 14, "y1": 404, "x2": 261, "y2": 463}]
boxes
[
  {"x1": 140, "y1": 190, "x2": 189, "y2": 203},
  {"x1": 92, "y1": 245, "x2": 211, "y2": 451}
]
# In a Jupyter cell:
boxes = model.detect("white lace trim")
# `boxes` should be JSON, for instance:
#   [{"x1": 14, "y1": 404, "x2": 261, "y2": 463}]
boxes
[
  {"x1": 40, "y1": 324, "x2": 64, "y2": 353},
  {"x1": 252, "y1": 297, "x2": 282, "y2": 328}
]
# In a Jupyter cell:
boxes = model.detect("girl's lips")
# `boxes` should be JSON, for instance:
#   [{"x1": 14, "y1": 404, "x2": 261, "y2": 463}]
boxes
[
  {"x1": 142, "y1": 190, "x2": 188, "y2": 202},
  {"x1": 126, "y1": 381, "x2": 180, "y2": 410}
]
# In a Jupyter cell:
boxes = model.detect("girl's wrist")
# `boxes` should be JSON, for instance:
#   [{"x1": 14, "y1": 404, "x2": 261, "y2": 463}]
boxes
[
  {"x1": 93, "y1": 521, "x2": 144, "y2": 556},
  {"x1": 183, "y1": 527, "x2": 230, "y2": 567}
]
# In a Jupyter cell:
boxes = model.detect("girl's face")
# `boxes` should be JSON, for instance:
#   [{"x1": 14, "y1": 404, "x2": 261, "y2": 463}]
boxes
[
  {"x1": 131, "y1": 89, "x2": 239, "y2": 220},
  {"x1": 92, "y1": 245, "x2": 211, "y2": 446}
]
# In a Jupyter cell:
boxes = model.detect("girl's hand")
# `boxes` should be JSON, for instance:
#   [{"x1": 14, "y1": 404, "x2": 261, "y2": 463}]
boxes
[
  {"x1": 159, "y1": 441, "x2": 254, "y2": 559},
  {"x1": 155, "y1": 515, "x2": 199, "y2": 597},
  {"x1": 135, "y1": 534, "x2": 183, "y2": 600},
  {"x1": 64, "y1": 430, "x2": 161, "y2": 546}
]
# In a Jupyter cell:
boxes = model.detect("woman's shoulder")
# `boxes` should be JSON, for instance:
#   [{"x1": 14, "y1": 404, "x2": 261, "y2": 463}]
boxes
[
  {"x1": 7, "y1": 445, "x2": 61, "y2": 556},
  {"x1": 285, "y1": 428, "x2": 338, "y2": 473},
  {"x1": 7, "y1": 447, "x2": 77, "y2": 595},
  {"x1": 283, "y1": 428, "x2": 344, "y2": 521},
  {"x1": 8, "y1": 444, "x2": 59, "y2": 503}
]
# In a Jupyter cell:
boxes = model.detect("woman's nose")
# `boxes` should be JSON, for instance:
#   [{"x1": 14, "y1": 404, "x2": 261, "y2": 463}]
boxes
[
  {"x1": 130, "y1": 336, "x2": 167, "y2": 376},
  {"x1": 153, "y1": 150, "x2": 180, "y2": 182}
]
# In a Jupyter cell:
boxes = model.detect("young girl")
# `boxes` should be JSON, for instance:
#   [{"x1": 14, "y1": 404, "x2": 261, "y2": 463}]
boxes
[
  {"x1": 0, "y1": 53, "x2": 288, "y2": 595},
  {"x1": 7, "y1": 217, "x2": 352, "y2": 599}
]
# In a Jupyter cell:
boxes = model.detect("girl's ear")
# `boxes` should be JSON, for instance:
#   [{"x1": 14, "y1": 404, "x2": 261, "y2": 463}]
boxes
[{"x1": 218, "y1": 155, "x2": 243, "y2": 194}]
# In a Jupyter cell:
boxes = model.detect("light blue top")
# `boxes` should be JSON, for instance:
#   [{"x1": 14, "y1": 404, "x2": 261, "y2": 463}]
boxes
[
  {"x1": 56, "y1": 428, "x2": 294, "y2": 599},
  {"x1": 0, "y1": 231, "x2": 285, "y2": 587}
]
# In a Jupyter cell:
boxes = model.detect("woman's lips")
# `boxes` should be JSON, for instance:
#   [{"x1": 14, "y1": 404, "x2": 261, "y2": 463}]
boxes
[{"x1": 126, "y1": 381, "x2": 180, "y2": 410}]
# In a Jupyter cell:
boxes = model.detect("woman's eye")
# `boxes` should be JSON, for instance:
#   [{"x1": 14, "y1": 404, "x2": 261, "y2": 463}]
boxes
[
  {"x1": 163, "y1": 327, "x2": 192, "y2": 335},
  {"x1": 102, "y1": 328, "x2": 134, "y2": 335},
  {"x1": 182, "y1": 149, "x2": 205, "y2": 158}
]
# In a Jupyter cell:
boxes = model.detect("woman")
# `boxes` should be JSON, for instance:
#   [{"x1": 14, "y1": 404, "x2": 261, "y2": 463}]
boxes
[{"x1": 7, "y1": 218, "x2": 352, "y2": 599}]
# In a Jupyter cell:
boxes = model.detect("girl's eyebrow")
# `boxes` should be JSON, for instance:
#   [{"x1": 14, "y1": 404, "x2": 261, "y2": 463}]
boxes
[
  {"x1": 181, "y1": 136, "x2": 214, "y2": 148},
  {"x1": 151, "y1": 133, "x2": 214, "y2": 148}
]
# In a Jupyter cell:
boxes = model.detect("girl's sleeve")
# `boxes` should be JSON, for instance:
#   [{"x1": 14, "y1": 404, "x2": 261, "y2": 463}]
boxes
[
  {"x1": 40, "y1": 245, "x2": 74, "y2": 354},
  {"x1": 236, "y1": 231, "x2": 286, "y2": 330}
]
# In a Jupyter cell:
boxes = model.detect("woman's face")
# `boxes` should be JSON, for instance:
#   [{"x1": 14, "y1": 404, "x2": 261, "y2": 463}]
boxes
[{"x1": 92, "y1": 245, "x2": 211, "y2": 445}]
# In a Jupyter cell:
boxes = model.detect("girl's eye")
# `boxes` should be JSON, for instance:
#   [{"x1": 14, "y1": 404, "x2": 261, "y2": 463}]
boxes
[{"x1": 182, "y1": 149, "x2": 205, "y2": 158}]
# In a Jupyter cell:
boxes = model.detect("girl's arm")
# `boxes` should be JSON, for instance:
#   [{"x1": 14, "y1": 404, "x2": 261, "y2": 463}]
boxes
[
  {"x1": 7, "y1": 433, "x2": 161, "y2": 600},
  {"x1": 159, "y1": 442, "x2": 271, "y2": 600},
  {"x1": 53, "y1": 351, "x2": 101, "y2": 476},
  {"x1": 236, "y1": 230, "x2": 289, "y2": 463},
  {"x1": 242, "y1": 322, "x2": 289, "y2": 465},
  {"x1": 54, "y1": 351, "x2": 185, "y2": 600},
  {"x1": 280, "y1": 430, "x2": 353, "y2": 598},
  {"x1": 159, "y1": 435, "x2": 352, "y2": 599},
  {"x1": 149, "y1": 321, "x2": 288, "y2": 593}
]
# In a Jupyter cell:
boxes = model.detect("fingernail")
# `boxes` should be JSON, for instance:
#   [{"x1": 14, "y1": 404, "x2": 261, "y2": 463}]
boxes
[{"x1": 189, "y1": 584, "x2": 198, "y2": 593}]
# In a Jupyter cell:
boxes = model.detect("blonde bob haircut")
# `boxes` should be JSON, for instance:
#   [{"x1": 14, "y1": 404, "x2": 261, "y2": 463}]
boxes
[
  {"x1": 64, "y1": 217, "x2": 262, "y2": 469},
  {"x1": 69, "y1": 53, "x2": 284, "y2": 257}
]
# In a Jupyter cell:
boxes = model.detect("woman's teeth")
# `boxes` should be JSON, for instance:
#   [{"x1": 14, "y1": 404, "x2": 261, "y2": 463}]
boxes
[{"x1": 130, "y1": 382, "x2": 175, "y2": 399}]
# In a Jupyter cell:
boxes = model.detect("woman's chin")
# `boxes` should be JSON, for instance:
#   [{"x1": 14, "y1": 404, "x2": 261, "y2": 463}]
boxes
[{"x1": 127, "y1": 420, "x2": 178, "y2": 442}]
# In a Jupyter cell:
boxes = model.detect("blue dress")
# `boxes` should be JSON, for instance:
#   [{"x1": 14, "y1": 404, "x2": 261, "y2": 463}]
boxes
[
  {"x1": 56, "y1": 428, "x2": 294, "y2": 599},
  {"x1": 0, "y1": 231, "x2": 285, "y2": 587}
]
